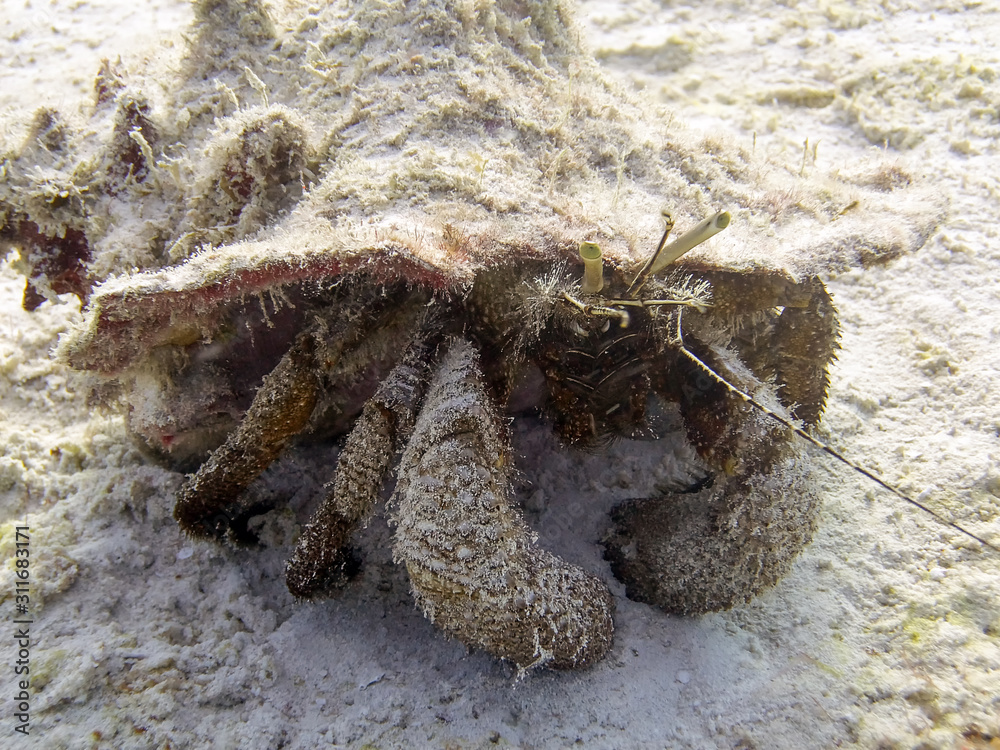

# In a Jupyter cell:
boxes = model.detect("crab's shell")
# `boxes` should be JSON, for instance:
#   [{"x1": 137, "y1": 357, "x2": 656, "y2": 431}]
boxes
[{"x1": 0, "y1": 1, "x2": 940, "y2": 381}]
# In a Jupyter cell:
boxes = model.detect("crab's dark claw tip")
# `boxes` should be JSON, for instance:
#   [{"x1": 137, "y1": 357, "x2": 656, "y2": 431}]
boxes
[
  {"x1": 173, "y1": 495, "x2": 231, "y2": 541},
  {"x1": 285, "y1": 550, "x2": 361, "y2": 600}
]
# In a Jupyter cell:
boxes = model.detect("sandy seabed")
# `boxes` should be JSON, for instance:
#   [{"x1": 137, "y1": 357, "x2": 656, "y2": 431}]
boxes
[{"x1": 1, "y1": 1, "x2": 999, "y2": 748}]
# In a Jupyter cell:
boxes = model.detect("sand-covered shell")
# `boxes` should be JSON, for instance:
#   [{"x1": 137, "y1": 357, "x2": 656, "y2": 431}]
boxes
[{"x1": 0, "y1": 0, "x2": 939, "y2": 375}]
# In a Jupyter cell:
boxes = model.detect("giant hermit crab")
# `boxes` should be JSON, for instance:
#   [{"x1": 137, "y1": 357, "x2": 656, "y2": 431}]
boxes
[{"x1": 0, "y1": 0, "x2": 950, "y2": 669}]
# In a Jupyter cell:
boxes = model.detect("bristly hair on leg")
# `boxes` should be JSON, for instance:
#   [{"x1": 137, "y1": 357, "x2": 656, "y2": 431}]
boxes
[{"x1": 669, "y1": 307, "x2": 1000, "y2": 555}]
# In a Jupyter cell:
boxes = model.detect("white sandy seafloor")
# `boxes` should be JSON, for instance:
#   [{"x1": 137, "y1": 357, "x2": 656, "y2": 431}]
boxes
[{"x1": 1, "y1": 0, "x2": 999, "y2": 748}]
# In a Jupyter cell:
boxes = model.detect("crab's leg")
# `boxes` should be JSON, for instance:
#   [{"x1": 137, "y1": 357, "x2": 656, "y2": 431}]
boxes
[
  {"x1": 392, "y1": 338, "x2": 614, "y2": 670},
  {"x1": 604, "y1": 451, "x2": 820, "y2": 615},
  {"x1": 174, "y1": 331, "x2": 321, "y2": 538},
  {"x1": 606, "y1": 305, "x2": 821, "y2": 614},
  {"x1": 772, "y1": 277, "x2": 840, "y2": 425},
  {"x1": 173, "y1": 293, "x2": 428, "y2": 539},
  {"x1": 286, "y1": 348, "x2": 431, "y2": 598}
]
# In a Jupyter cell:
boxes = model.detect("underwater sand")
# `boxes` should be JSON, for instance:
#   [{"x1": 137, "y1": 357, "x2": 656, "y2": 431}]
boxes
[{"x1": 1, "y1": 0, "x2": 998, "y2": 747}]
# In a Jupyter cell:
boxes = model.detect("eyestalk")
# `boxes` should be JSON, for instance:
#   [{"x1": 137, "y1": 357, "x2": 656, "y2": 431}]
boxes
[
  {"x1": 627, "y1": 210, "x2": 730, "y2": 297},
  {"x1": 647, "y1": 211, "x2": 730, "y2": 276},
  {"x1": 578, "y1": 241, "x2": 604, "y2": 294}
]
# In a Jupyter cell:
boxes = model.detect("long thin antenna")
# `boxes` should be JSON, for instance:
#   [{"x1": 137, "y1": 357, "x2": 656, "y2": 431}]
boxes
[{"x1": 670, "y1": 309, "x2": 1000, "y2": 555}]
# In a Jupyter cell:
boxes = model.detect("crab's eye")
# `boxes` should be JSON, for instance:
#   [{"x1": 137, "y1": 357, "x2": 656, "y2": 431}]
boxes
[{"x1": 578, "y1": 241, "x2": 604, "y2": 294}]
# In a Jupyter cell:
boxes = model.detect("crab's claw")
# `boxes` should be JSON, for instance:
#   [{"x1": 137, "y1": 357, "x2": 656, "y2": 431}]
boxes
[{"x1": 392, "y1": 339, "x2": 615, "y2": 670}]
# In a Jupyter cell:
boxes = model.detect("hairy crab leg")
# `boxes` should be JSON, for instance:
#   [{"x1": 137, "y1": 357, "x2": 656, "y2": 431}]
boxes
[
  {"x1": 172, "y1": 293, "x2": 429, "y2": 539},
  {"x1": 174, "y1": 330, "x2": 321, "y2": 538},
  {"x1": 391, "y1": 338, "x2": 614, "y2": 671},
  {"x1": 604, "y1": 451, "x2": 820, "y2": 614},
  {"x1": 605, "y1": 307, "x2": 821, "y2": 614},
  {"x1": 286, "y1": 345, "x2": 433, "y2": 598}
]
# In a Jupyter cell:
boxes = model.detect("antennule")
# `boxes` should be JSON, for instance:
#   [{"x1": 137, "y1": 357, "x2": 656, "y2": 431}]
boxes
[{"x1": 578, "y1": 241, "x2": 604, "y2": 294}]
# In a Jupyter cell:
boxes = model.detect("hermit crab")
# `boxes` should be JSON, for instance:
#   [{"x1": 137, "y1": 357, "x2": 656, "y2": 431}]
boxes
[{"x1": 0, "y1": 0, "x2": 970, "y2": 670}]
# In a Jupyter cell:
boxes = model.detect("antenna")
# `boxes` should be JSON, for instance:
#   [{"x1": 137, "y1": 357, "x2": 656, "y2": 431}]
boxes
[{"x1": 670, "y1": 308, "x2": 1000, "y2": 555}]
